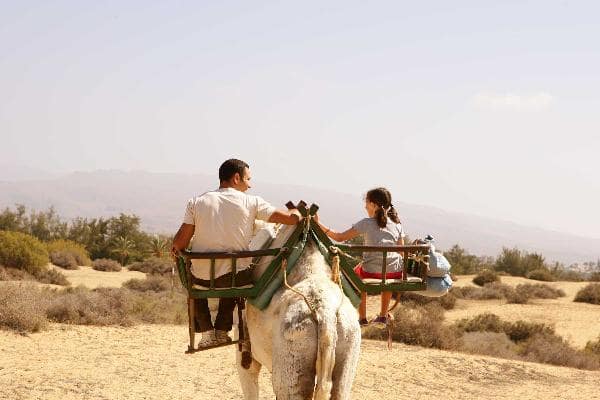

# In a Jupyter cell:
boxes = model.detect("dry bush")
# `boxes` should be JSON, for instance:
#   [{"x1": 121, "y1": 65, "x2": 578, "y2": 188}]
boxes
[
  {"x1": 45, "y1": 285, "x2": 187, "y2": 326},
  {"x1": 521, "y1": 333, "x2": 600, "y2": 370},
  {"x1": 451, "y1": 283, "x2": 514, "y2": 301},
  {"x1": 92, "y1": 258, "x2": 122, "y2": 272},
  {"x1": 456, "y1": 313, "x2": 504, "y2": 333},
  {"x1": 126, "y1": 290, "x2": 187, "y2": 324},
  {"x1": 0, "y1": 262, "x2": 68, "y2": 286},
  {"x1": 526, "y1": 268, "x2": 555, "y2": 282},
  {"x1": 49, "y1": 251, "x2": 78, "y2": 270},
  {"x1": 574, "y1": 283, "x2": 600, "y2": 305},
  {"x1": 127, "y1": 257, "x2": 172, "y2": 275},
  {"x1": 46, "y1": 239, "x2": 91, "y2": 266},
  {"x1": 0, "y1": 283, "x2": 49, "y2": 333},
  {"x1": 396, "y1": 291, "x2": 457, "y2": 310},
  {"x1": 123, "y1": 276, "x2": 170, "y2": 292},
  {"x1": 585, "y1": 336, "x2": 600, "y2": 356},
  {"x1": 46, "y1": 286, "x2": 133, "y2": 326},
  {"x1": 515, "y1": 283, "x2": 565, "y2": 299},
  {"x1": 504, "y1": 320, "x2": 555, "y2": 342},
  {"x1": 0, "y1": 265, "x2": 36, "y2": 281},
  {"x1": 0, "y1": 230, "x2": 49, "y2": 274},
  {"x1": 33, "y1": 267, "x2": 69, "y2": 286},
  {"x1": 504, "y1": 290, "x2": 529, "y2": 304},
  {"x1": 363, "y1": 302, "x2": 460, "y2": 350},
  {"x1": 472, "y1": 270, "x2": 499, "y2": 286},
  {"x1": 460, "y1": 331, "x2": 520, "y2": 360}
]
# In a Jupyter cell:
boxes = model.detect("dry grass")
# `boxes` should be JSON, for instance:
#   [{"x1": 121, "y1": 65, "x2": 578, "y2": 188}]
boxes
[
  {"x1": 516, "y1": 283, "x2": 565, "y2": 299},
  {"x1": 521, "y1": 333, "x2": 600, "y2": 370},
  {"x1": 395, "y1": 291, "x2": 457, "y2": 309},
  {"x1": 0, "y1": 283, "x2": 49, "y2": 333}
]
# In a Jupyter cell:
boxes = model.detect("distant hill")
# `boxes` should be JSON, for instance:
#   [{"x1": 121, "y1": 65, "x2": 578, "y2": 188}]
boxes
[{"x1": 1, "y1": 170, "x2": 599, "y2": 264}]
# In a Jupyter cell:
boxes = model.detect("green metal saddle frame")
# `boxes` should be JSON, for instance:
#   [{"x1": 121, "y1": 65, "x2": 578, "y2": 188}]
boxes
[
  {"x1": 176, "y1": 202, "x2": 430, "y2": 352},
  {"x1": 176, "y1": 202, "x2": 430, "y2": 308}
]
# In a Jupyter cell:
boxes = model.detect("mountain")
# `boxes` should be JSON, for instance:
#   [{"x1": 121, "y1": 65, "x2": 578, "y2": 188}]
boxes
[{"x1": 1, "y1": 170, "x2": 598, "y2": 264}]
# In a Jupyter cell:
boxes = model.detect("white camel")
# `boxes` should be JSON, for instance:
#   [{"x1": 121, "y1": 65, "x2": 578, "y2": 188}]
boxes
[{"x1": 237, "y1": 223, "x2": 361, "y2": 400}]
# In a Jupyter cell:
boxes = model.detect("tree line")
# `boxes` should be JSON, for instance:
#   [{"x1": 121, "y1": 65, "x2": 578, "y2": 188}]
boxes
[{"x1": 0, "y1": 205, "x2": 171, "y2": 264}]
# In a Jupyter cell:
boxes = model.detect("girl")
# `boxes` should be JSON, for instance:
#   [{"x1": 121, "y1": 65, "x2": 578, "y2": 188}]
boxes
[{"x1": 315, "y1": 187, "x2": 405, "y2": 327}]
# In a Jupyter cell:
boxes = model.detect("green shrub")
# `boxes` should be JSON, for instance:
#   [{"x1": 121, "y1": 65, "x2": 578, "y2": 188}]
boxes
[
  {"x1": 472, "y1": 270, "x2": 499, "y2": 286},
  {"x1": 0, "y1": 283, "x2": 49, "y2": 333},
  {"x1": 0, "y1": 230, "x2": 49, "y2": 274},
  {"x1": 46, "y1": 239, "x2": 91, "y2": 266},
  {"x1": 123, "y1": 276, "x2": 170, "y2": 292},
  {"x1": 49, "y1": 251, "x2": 78, "y2": 269},
  {"x1": 92, "y1": 258, "x2": 122, "y2": 272},
  {"x1": 574, "y1": 283, "x2": 600, "y2": 305},
  {"x1": 127, "y1": 257, "x2": 172, "y2": 275},
  {"x1": 526, "y1": 268, "x2": 555, "y2": 282}
]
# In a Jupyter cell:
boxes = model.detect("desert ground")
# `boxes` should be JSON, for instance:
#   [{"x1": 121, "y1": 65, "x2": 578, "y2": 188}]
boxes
[{"x1": 1, "y1": 268, "x2": 599, "y2": 399}]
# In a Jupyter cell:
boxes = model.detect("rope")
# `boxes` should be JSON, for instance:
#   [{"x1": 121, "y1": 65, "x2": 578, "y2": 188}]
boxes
[
  {"x1": 329, "y1": 252, "x2": 344, "y2": 291},
  {"x1": 281, "y1": 257, "x2": 318, "y2": 321}
]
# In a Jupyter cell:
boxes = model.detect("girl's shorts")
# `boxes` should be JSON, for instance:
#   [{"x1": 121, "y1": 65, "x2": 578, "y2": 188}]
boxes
[{"x1": 353, "y1": 263, "x2": 404, "y2": 280}]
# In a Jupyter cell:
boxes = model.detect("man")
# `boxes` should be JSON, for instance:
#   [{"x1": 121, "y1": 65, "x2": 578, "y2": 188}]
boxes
[{"x1": 171, "y1": 159, "x2": 301, "y2": 348}]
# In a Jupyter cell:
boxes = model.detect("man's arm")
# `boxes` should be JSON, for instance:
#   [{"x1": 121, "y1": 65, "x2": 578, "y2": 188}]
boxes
[
  {"x1": 268, "y1": 209, "x2": 302, "y2": 225},
  {"x1": 171, "y1": 223, "x2": 195, "y2": 259}
]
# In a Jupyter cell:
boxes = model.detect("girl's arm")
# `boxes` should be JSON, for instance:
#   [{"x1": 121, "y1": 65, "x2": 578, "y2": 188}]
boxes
[{"x1": 313, "y1": 214, "x2": 360, "y2": 243}]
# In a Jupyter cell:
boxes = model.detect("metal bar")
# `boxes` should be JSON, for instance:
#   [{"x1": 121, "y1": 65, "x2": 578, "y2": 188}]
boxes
[
  {"x1": 337, "y1": 244, "x2": 430, "y2": 252},
  {"x1": 403, "y1": 251, "x2": 408, "y2": 281},
  {"x1": 180, "y1": 248, "x2": 280, "y2": 259},
  {"x1": 210, "y1": 259, "x2": 215, "y2": 290},
  {"x1": 231, "y1": 258, "x2": 237, "y2": 287},
  {"x1": 381, "y1": 251, "x2": 387, "y2": 285}
]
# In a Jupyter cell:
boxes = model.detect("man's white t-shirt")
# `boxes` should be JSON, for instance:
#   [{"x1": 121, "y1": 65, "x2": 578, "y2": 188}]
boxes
[{"x1": 182, "y1": 188, "x2": 276, "y2": 280}]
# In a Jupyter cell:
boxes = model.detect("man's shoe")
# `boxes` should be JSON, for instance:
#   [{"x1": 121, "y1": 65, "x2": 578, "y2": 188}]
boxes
[
  {"x1": 359, "y1": 318, "x2": 369, "y2": 327},
  {"x1": 215, "y1": 330, "x2": 232, "y2": 345},
  {"x1": 197, "y1": 330, "x2": 217, "y2": 348}
]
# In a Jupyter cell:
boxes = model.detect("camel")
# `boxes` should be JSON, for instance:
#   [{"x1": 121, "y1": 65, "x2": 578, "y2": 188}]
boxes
[{"x1": 237, "y1": 223, "x2": 361, "y2": 400}]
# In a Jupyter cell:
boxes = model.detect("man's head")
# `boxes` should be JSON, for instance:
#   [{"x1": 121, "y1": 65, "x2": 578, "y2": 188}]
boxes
[{"x1": 219, "y1": 158, "x2": 251, "y2": 192}]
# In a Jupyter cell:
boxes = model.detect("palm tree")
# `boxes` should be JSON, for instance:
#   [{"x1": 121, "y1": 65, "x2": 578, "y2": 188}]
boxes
[
  {"x1": 111, "y1": 236, "x2": 135, "y2": 265},
  {"x1": 149, "y1": 234, "x2": 169, "y2": 258}
]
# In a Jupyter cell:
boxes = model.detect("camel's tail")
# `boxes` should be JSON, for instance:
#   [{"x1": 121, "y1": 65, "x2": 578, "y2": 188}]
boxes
[{"x1": 314, "y1": 296, "x2": 340, "y2": 400}]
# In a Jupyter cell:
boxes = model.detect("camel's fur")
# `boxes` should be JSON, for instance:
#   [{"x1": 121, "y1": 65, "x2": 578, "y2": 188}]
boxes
[{"x1": 237, "y1": 224, "x2": 361, "y2": 400}]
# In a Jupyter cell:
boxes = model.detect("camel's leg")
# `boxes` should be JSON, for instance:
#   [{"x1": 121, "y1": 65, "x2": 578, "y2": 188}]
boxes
[
  {"x1": 237, "y1": 351, "x2": 262, "y2": 400},
  {"x1": 271, "y1": 308, "x2": 318, "y2": 400},
  {"x1": 331, "y1": 306, "x2": 361, "y2": 400}
]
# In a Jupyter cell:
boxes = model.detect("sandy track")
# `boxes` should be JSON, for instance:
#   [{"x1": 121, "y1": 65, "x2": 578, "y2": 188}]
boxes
[
  {"x1": 1, "y1": 324, "x2": 599, "y2": 400},
  {"x1": 54, "y1": 265, "x2": 146, "y2": 289}
]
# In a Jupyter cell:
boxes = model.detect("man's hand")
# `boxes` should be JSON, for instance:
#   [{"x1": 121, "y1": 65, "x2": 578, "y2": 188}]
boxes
[{"x1": 268, "y1": 209, "x2": 303, "y2": 225}]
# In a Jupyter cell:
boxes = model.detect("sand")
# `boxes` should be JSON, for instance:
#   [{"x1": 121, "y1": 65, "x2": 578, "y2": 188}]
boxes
[
  {"x1": 1, "y1": 324, "x2": 599, "y2": 400},
  {"x1": 2, "y1": 271, "x2": 599, "y2": 399}
]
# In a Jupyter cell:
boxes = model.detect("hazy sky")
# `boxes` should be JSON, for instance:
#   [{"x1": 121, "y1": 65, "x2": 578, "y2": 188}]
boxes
[{"x1": 1, "y1": 1, "x2": 599, "y2": 238}]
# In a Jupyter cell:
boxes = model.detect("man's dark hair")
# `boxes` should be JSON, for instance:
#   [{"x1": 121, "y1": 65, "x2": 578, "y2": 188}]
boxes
[{"x1": 219, "y1": 159, "x2": 249, "y2": 182}]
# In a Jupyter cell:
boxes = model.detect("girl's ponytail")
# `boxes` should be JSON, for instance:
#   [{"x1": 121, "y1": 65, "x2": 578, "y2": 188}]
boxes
[
  {"x1": 375, "y1": 205, "x2": 388, "y2": 228},
  {"x1": 388, "y1": 204, "x2": 401, "y2": 224}
]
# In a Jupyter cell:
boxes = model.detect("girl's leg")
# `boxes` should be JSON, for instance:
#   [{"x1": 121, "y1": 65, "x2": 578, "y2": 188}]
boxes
[
  {"x1": 359, "y1": 292, "x2": 367, "y2": 320},
  {"x1": 379, "y1": 291, "x2": 393, "y2": 317}
]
